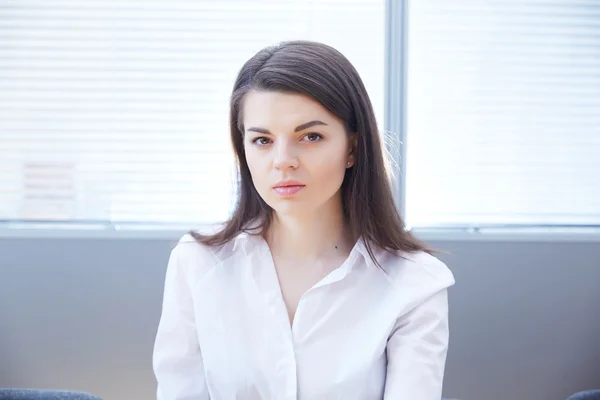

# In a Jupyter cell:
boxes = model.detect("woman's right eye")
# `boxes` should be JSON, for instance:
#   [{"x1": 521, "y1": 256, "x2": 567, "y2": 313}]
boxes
[{"x1": 252, "y1": 137, "x2": 272, "y2": 146}]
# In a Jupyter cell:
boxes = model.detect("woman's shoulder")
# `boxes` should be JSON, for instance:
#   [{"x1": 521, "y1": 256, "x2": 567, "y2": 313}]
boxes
[
  {"x1": 376, "y1": 247, "x2": 456, "y2": 295},
  {"x1": 168, "y1": 227, "x2": 231, "y2": 273},
  {"x1": 171, "y1": 221, "x2": 249, "y2": 264},
  {"x1": 170, "y1": 233, "x2": 219, "y2": 269}
]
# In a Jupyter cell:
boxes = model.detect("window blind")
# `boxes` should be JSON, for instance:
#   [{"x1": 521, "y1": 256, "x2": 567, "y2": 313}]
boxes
[
  {"x1": 405, "y1": 0, "x2": 600, "y2": 228},
  {"x1": 0, "y1": 0, "x2": 384, "y2": 227}
]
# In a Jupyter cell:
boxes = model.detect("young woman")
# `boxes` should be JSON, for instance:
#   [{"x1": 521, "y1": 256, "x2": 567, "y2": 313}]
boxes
[{"x1": 153, "y1": 40, "x2": 455, "y2": 400}]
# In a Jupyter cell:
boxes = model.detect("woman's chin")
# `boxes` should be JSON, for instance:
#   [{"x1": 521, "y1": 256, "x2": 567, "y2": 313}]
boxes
[{"x1": 270, "y1": 202, "x2": 312, "y2": 218}]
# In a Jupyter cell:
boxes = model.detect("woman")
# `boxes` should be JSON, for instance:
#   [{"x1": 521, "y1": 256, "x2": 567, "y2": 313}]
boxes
[{"x1": 153, "y1": 40, "x2": 455, "y2": 400}]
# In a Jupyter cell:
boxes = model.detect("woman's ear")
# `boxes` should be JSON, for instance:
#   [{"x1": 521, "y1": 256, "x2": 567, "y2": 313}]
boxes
[{"x1": 347, "y1": 134, "x2": 358, "y2": 168}]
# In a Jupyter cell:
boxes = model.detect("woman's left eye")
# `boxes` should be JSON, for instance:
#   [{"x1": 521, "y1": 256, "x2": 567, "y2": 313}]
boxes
[{"x1": 303, "y1": 133, "x2": 323, "y2": 142}]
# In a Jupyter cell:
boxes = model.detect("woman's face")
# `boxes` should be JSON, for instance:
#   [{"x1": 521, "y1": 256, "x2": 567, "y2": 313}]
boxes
[{"x1": 243, "y1": 90, "x2": 354, "y2": 218}]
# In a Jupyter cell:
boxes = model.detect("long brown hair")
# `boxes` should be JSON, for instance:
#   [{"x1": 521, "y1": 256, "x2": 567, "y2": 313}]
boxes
[{"x1": 190, "y1": 40, "x2": 430, "y2": 264}]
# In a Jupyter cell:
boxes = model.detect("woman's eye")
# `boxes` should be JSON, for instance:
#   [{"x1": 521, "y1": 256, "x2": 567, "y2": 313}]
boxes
[
  {"x1": 252, "y1": 137, "x2": 272, "y2": 146},
  {"x1": 304, "y1": 133, "x2": 323, "y2": 142}
]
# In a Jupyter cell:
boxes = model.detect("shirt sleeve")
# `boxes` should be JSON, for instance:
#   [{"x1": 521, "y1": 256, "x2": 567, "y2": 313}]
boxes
[
  {"x1": 383, "y1": 288, "x2": 451, "y2": 400},
  {"x1": 153, "y1": 243, "x2": 210, "y2": 400}
]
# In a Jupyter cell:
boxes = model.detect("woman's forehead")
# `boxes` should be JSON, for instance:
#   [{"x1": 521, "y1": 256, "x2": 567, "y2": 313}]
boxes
[{"x1": 242, "y1": 90, "x2": 339, "y2": 130}]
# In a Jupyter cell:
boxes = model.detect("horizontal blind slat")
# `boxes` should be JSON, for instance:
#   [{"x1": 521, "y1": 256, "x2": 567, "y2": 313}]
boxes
[{"x1": 0, "y1": 0, "x2": 385, "y2": 223}]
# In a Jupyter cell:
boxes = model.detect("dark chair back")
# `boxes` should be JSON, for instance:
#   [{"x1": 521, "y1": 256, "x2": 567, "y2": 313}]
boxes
[
  {"x1": 0, "y1": 389, "x2": 102, "y2": 400},
  {"x1": 567, "y1": 390, "x2": 600, "y2": 400}
]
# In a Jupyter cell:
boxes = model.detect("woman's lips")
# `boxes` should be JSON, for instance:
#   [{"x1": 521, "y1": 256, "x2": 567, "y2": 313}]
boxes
[{"x1": 273, "y1": 185, "x2": 305, "y2": 196}]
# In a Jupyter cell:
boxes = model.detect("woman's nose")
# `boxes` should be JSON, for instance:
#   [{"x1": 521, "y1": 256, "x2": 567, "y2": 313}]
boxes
[{"x1": 273, "y1": 141, "x2": 299, "y2": 170}]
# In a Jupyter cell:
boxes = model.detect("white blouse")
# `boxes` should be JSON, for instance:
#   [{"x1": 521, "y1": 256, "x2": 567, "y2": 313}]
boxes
[{"x1": 153, "y1": 231, "x2": 455, "y2": 400}]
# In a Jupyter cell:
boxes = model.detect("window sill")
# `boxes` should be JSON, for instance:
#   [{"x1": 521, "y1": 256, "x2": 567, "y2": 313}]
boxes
[{"x1": 0, "y1": 223, "x2": 599, "y2": 242}]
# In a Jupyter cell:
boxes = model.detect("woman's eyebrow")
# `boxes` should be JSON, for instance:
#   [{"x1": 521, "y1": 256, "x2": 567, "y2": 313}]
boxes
[
  {"x1": 294, "y1": 120, "x2": 327, "y2": 132},
  {"x1": 246, "y1": 127, "x2": 271, "y2": 134},
  {"x1": 246, "y1": 120, "x2": 327, "y2": 135}
]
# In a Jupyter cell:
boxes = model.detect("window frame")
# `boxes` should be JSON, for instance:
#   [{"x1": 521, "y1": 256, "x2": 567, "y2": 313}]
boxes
[{"x1": 1, "y1": 0, "x2": 598, "y2": 240}]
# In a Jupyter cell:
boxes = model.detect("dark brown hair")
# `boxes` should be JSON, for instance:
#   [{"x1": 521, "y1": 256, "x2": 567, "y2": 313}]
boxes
[{"x1": 190, "y1": 40, "x2": 430, "y2": 264}]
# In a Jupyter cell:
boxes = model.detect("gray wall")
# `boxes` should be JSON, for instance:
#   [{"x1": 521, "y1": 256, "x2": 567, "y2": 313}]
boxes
[{"x1": 1, "y1": 231, "x2": 599, "y2": 400}]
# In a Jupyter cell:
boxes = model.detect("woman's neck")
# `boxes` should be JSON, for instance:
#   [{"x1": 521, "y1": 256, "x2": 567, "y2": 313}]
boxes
[{"x1": 265, "y1": 207, "x2": 355, "y2": 263}]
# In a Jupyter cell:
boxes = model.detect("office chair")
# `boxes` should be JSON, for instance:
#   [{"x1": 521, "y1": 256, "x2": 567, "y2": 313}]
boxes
[
  {"x1": 0, "y1": 389, "x2": 102, "y2": 400},
  {"x1": 567, "y1": 390, "x2": 600, "y2": 400}
]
